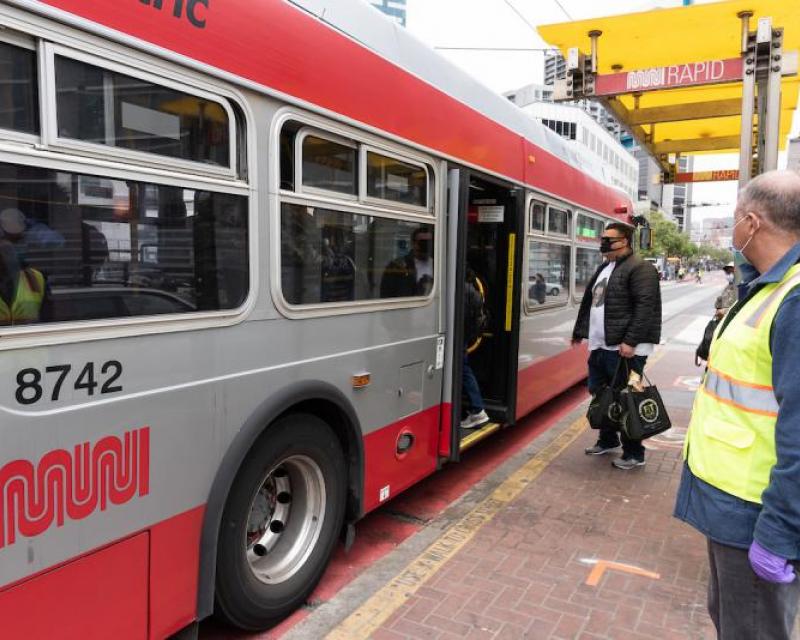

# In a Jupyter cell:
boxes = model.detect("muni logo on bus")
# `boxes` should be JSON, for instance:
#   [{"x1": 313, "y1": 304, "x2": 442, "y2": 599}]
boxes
[
  {"x1": 0, "y1": 428, "x2": 150, "y2": 550},
  {"x1": 139, "y1": 0, "x2": 209, "y2": 29}
]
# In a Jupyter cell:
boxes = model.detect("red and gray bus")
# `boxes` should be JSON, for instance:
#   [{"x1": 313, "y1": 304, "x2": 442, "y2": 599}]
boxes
[{"x1": 0, "y1": 1, "x2": 632, "y2": 637}]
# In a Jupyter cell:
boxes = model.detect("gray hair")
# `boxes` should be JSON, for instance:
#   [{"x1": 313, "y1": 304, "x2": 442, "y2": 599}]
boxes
[{"x1": 738, "y1": 170, "x2": 800, "y2": 235}]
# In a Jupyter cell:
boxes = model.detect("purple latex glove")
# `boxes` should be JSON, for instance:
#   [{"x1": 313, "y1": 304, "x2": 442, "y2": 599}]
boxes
[{"x1": 749, "y1": 540, "x2": 796, "y2": 584}]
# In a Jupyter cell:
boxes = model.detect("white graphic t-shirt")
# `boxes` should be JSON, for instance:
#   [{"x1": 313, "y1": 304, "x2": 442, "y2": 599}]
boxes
[{"x1": 588, "y1": 260, "x2": 653, "y2": 356}]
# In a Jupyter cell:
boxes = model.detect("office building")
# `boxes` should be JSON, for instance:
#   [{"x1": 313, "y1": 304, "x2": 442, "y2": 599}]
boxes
[
  {"x1": 514, "y1": 100, "x2": 638, "y2": 200},
  {"x1": 367, "y1": 0, "x2": 406, "y2": 26}
]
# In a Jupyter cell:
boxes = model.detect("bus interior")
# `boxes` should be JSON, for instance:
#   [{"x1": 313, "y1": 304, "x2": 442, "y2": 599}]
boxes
[{"x1": 453, "y1": 172, "x2": 524, "y2": 453}]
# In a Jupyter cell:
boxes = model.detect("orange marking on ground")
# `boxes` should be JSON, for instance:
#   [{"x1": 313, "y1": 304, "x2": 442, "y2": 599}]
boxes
[{"x1": 585, "y1": 560, "x2": 661, "y2": 586}]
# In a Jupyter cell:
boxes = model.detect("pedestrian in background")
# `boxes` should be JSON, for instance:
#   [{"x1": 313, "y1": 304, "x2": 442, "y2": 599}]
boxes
[
  {"x1": 715, "y1": 262, "x2": 738, "y2": 317},
  {"x1": 571, "y1": 222, "x2": 662, "y2": 469},
  {"x1": 674, "y1": 170, "x2": 800, "y2": 640}
]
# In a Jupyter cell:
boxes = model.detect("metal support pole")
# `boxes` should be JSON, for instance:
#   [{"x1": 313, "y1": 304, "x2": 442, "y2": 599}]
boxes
[
  {"x1": 756, "y1": 77, "x2": 767, "y2": 175},
  {"x1": 738, "y1": 18, "x2": 756, "y2": 189},
  {"x1": 764, "y1": 27, "x2": 783, "y2": 171},
  {"x1": 588, "y1": 30, "x2": 601, "y2": 74},
  {"x1": 738, "y1": 11, "x2": 753, "y2": 55}
]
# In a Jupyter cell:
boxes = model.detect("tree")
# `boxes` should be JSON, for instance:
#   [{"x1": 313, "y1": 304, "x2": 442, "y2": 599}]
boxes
[{"x1": 640, "y1": 211, "x2": 696, "y2": 260}]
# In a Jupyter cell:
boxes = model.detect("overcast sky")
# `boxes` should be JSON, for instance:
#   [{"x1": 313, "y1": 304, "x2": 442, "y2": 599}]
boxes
[{"x1": 403, "y1": 0, "x2": 800, "y2": 227}]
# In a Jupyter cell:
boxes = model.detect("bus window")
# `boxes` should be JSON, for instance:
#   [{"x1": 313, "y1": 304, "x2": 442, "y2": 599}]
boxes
[
  {"x1": 366, "y1": 152, "x2": 428, "y2": 209},
  {"x1": 530, "y1": 201, "x2": 545, "y2": 233},
  {"x1": 300, "y1": 135, "x2": 357, "y2": 196},
  {"x1": 576, "y1": 213, "x2": 604, "y2": 242},
  {"x1": 526, "y1": 240, "x2": 570, "y2": 308},
  {"x1": 280, "y1": 202, "x2": 433, "y2": 305},
  {"x1": 54, "y1": 56, "x2": 231, "y2": 167},
  {"x1": 0, "y1": 162, "x2": 248, "y2": 328},
  {"x1": 575, "y1": 246, "x2": 603, "y2": 301},
  {"x1": 0, "y1": 41, "x2": 38, "y2": 135},
  {"x1": 547, "y1": 206, "x2": 570, "y2": 236}
]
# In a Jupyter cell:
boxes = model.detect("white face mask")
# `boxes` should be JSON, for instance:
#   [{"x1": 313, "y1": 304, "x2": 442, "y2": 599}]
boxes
[
  {"x1": 731, "y1": 215, "x2": 757, "y2": 262},
  {"x1": 726, "y1": 273, "x2": 735, "y2": 284}
]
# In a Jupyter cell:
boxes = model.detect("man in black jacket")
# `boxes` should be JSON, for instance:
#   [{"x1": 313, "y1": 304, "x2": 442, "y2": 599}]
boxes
[{"x1": 571, "y1": 222, "x2": 662, "y2": 469}]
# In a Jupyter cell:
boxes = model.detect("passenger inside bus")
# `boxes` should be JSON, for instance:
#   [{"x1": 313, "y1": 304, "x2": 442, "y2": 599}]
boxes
[
  {"x1": 462, "y1": 267, "x2": 490, "y2": 429},
  {"x1": 379, "y1": 226, "x2": 434, "y2": 297},
  {"x1": 0, "y1": 163, "x2": 249, "y2": 325},
  {"x1": 0, "y1": 208, "x2": 53, "y2": 326},
  {"x1": 319, "y1": 226, "x2": 356, "y2": 303}
]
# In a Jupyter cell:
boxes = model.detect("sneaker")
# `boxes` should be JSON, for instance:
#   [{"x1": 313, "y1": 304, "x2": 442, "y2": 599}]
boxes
[
  {"x1": 612, "y1": 456, "x2": 646, "y2": 470},
  {"x1": 584, "y1": 443, "x2": 621, "y2": 455},
  {"x1": 460, "y1": 410, "x2": 490, "y2": 429}
]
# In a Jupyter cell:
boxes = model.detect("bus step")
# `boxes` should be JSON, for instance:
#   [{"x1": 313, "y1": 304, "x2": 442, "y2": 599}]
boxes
[{"x1": 459, "y1": 422, "x2": 501, "y2": 452}]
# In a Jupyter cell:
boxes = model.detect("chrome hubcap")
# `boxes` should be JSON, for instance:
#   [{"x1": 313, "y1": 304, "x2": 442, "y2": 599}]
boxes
[{"x1": 244, "y1": 454, "x2": 326, "y2": 584}]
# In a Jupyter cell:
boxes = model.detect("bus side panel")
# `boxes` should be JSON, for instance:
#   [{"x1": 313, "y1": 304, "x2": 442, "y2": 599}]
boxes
[
  {"x1": 0, "y1": 532, "x2": 149, "y2": 640},
  {"x1": 150, "y1": 506, "x2": 205, "y2": 639},
  {"x1": 362, "y1": 403, "x2": 440, "y2": 514},
  {"x1": 516, "y1": 346, "x2": 587, "y2": 420},
  {"x1": 516, "y1": 305, "x2": 586, "y2": 420}
]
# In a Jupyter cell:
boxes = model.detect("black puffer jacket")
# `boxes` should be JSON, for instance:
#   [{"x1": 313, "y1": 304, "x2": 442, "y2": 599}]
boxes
[{"x1": 572, "y1": 252, "x2": 662, "y2": 347}]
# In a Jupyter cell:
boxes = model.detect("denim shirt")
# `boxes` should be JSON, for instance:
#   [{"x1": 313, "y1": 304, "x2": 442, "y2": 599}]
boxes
[{"x1": 674, "y1": 242, "x2": 800, "y2": 558}]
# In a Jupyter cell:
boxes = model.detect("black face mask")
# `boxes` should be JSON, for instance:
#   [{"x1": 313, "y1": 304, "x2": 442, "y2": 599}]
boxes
[
  {"x1": 599, "y1": 238, "x2": 616, "y2": 253},
  {"x1": 416, "y1": 239, "x2": 431, "y2": 256}
]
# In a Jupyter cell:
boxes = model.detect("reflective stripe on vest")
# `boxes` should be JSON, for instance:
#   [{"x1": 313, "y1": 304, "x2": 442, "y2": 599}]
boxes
[
  {"x1": 745, "y1": 270, "x2": 800, "y2": 328},
  {"x1": 685, "y1": 262, "x2": 800, "y2": 504},
  {"x1": 702, "y1": 367, "x2": 778, "y2": 417},
  {"x1": 0, "y1": 269, "x2": 45, "y2": 325}
]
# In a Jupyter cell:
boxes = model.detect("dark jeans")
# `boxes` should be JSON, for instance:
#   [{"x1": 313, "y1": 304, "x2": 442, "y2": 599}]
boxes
[
  {"x1": 587, "y1": 348, "x2": 647, "y2": 459},
  {"x1": 707, "y1": 539, "x2": 800, "y2": 639},
  {"x1": 462, "y1": 352, "x2": 483, "y2": 414}
]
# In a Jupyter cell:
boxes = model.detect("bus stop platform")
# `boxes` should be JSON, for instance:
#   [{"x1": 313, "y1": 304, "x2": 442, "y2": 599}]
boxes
[
  {"x1": 280, "y1": 302, "x2": 724, "y2": 640},
  {"x1": 204, "y1": 277, "x2": 798, "y2": 640}
]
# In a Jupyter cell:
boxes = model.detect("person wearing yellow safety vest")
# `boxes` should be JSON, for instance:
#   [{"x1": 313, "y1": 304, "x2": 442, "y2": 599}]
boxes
[
  {"x1": 674, "y1": 171, "x2": 800, "y2": 640},
  {"x1": 0, "y1": 208, "x2": 50, "y2": 326}
]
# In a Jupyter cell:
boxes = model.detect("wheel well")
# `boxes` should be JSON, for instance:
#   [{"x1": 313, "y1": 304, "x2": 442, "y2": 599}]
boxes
[
  {"x1": 196, "y1": 383, "x2": 364, "y2": 621},
  {"x1": 276, "y1": 400, "x2": 363, "y2": 523}
]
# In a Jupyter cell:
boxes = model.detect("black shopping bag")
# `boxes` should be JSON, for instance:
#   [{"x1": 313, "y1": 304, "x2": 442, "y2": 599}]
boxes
[
  {"x1": 620, "y1": 376, "x2": 671, "y2": 440},
  {"x1": 586, "y1": 358, "x2": 627, "y2": 430}
]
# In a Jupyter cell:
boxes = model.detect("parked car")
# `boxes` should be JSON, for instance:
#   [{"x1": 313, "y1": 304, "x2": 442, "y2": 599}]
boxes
[
  {"x1": 50, "y1": 286, "x2": 196, "y2": 322},
  {"x1": 546, "y1": 282, "x2": 562, "y2": 296}
]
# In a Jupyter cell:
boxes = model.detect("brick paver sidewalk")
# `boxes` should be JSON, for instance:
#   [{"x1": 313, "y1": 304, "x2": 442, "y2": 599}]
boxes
[{"x1": 368, "y1": 350, "x2": 715, "y2": 640}]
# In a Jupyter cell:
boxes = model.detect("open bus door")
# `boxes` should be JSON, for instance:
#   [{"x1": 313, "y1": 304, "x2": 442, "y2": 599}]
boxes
[{"x1": 445, "y1": 168, "x2": 524, "y2": 461}]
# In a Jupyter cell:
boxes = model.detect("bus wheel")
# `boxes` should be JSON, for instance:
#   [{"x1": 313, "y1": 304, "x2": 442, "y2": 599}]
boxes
[{"x1": 214, "y1": 413, "x2": 347, "y2": 631}]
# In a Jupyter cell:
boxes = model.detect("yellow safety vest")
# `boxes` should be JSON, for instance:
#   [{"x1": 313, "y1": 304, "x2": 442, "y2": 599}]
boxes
[
  {"x1": 685, "y1": 263, "x2": 800, "y2": 504},
  {"x1": 0, "y1": 268, "x2": 45, "y2": 326}
]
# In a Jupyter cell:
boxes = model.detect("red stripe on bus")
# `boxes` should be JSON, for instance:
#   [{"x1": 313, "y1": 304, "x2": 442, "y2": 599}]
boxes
[
  {"x1": 362, "y1": 403, "x2": 441, "y2": 514},
  {"x1": 37, "y1": 0, "x2": 629, "y2": 215},
  {"x1": 438, "y1": 402, "x2": 453, "y2": 458},
  {"x1": 149, "y1": 505, "x2": 205, "y2": 638},
  {"x1": 516, "y1": 343, "x2": 588, "y2": 420},
  {"x1": 0, "y1": 532, "x2": 150, "y2": 639},
  {"x1": 0, "y1": 505, "x2": 204, "y2": 639}
]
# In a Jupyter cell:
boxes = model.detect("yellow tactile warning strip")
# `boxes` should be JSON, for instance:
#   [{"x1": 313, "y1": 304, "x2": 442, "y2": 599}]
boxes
[
  {"x1": 326, "y1": 347, "x2": 670, "y2": 639},
  {"x1": 325, "y1": 414, "x2": 587, "y2": 640},
  {"x1": 459, "y1": 421, "x2": 502, "y2": 452}
]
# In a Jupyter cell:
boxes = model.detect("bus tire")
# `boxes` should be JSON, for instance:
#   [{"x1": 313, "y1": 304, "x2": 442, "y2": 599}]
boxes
[{"x1": 214, "y1": 413, "x2": 347, "y2": 631}]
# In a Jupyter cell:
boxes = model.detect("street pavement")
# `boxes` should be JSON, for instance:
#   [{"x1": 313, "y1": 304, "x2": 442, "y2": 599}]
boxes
[{"x1": 205, "y1": 273, "x2": 797, "y2": 640}]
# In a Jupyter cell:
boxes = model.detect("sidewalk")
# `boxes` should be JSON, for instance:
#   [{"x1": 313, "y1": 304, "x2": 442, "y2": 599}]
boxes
[
  {"x1": 334, "y1": 352, "x2": 713, "y2": 640},
  {"x1": 278, "y1": 274, "x2": 800, "y2": 640},
  {"x1": 285, "y1": 304, "x2": 797, "y2": 640}
]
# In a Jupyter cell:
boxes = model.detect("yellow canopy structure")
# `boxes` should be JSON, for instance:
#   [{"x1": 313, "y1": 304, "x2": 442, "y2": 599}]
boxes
[{"x1": 538, "y1": 0, "x2": 800, "y2": 174}]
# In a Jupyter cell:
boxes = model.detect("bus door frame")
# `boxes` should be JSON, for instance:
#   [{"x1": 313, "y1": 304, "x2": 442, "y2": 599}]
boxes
[{"x1": 444, "y1": 166, "x2": 525, "y2": 463}]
